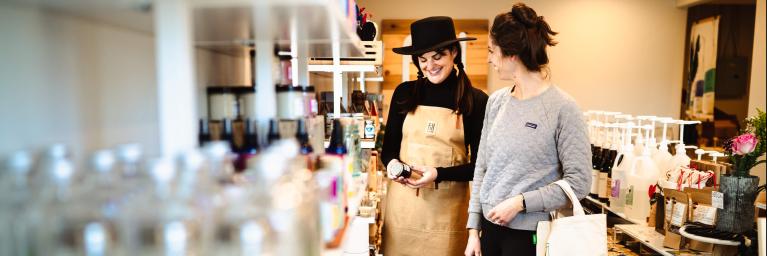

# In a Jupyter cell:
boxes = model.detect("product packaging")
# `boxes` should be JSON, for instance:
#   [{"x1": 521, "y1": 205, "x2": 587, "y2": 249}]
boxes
[{"x1": 663, "y1": 188, "x2": 690, "y2": 250}]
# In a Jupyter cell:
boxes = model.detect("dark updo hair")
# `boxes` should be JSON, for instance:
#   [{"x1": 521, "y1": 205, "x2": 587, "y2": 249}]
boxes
[{"x1": 490, "y1": 3, "x2": 558, "y2": 72}]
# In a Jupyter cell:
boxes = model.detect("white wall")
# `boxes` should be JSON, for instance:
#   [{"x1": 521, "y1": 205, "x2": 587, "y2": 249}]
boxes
[
  {"x1": 0, "y1": 3, "x2": 159, "y2": 159},
  {"x1": 749, "y1": 0, "x2": 765, "y2": 184},
  {"x1": 359, "y1": 0, "x2": 688, "y2": 118}
]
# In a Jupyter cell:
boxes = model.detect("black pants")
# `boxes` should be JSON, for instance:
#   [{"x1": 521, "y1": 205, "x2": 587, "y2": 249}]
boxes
[{"x1": 480, "y1": 216, "x2": 536, "y2": 256}]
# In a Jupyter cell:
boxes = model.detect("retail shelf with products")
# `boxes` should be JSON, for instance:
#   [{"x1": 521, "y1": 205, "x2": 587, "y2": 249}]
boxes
[{"x1": 615, "y1": 224, "x2": 674, "y2": 256}]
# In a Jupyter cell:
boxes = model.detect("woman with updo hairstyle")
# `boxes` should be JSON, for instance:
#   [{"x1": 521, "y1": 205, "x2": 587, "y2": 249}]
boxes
[{"x1": 464, "y1": 3, "x2": 592, "y2": 256}]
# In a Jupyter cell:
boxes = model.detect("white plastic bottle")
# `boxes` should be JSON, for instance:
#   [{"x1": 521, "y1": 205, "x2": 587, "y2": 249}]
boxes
[
  {"x1": 609, "y1": 122, "x2": 632, "y2": 213},
  {"x1": 652, "y1": 118, "x2": 675, "y2": 184},
  {"x1": 663, "y1": 120, "x2": 701, "y2": 188},
  {"x1": 625, "y1": 125, "x2": 660, "y2": 223}
]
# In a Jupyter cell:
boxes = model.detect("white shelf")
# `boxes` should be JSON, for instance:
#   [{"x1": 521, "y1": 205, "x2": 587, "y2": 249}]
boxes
[
  {"x1": 757, "y1": 202, "x2": 766, "y2": 210},
  {"x1": 615, "y1": 224, "x2": 673, "y2": 256},
  {"x1": 324, "y1": 139, "x2": 376, "y2": 150},
  {"x1": 585, "y1": 196, "x2": 644, "y2": 225},
  {"x1": 190, "y1": 0, "x2": 364, "y2": 58}
]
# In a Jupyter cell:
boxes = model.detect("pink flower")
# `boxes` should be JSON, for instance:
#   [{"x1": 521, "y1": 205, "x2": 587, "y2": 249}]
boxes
[{"x1": 732, "y1": 133, "x2": 758, "y2": 155}]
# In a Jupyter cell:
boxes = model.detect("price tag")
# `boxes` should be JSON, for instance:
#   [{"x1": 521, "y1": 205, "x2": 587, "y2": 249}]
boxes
[
  {"x1": 671, "y1": 202, "x2": 687, "y2": 227},
  {"x1": 665, "y1": 199, "x2": 673, "y2": 222},
  {"x1": 692, "y1": 205, "x2": 717, "y2": 225},
  {"x1": 712, "y1": 191, "x2": 724, "y2": 209}
]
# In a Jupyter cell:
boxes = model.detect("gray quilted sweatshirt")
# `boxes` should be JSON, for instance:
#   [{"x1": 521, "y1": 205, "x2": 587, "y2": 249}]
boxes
[{"x1": 467, "y1": 86, "x2": 592, "y2": 231}]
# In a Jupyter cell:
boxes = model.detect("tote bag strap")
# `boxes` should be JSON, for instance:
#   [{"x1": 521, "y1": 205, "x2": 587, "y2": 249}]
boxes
[{"x1": 553, "y1": 180, "x2": 586, "y2": 216}]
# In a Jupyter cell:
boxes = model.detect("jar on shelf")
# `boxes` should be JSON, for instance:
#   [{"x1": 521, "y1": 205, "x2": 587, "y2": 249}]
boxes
[
  {"x1": 276, "y1": 86, "x2": 305, "y2": 120},
  {"x1": 239, "y1": 86, "x2": 256, "y2": 121},
  {"x1": 207, "y1": 87, "x2": 239, "y2": 120}
]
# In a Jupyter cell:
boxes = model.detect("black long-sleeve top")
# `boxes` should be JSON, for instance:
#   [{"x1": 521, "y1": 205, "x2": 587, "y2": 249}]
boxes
[{"x1": 382, "y1": 71, "x2": 489, "y2": 182}]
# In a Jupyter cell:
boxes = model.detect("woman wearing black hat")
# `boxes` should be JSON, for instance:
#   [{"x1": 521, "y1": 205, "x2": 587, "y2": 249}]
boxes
[
  {"x1": 464, "y1": 3, "x2": 591, "y2": 256},
  {"x1": 381, "y1": 16, "x2": 488, "y2": 256}
]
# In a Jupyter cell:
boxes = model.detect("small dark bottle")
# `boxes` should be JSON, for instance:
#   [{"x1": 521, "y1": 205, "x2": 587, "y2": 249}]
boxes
[
  {"x1": 234, "y1": 119, "x2": 259, "y2": 172},
  {"x1": 325, "y1": 119, "x2": 347, "y2": 155},
  {"x1": 222, "y1": 118, "x2": 234, "y2": 151},
  {"x1": 199, "y1": 119, "x2": 211, "y2": 146},
  {"x1": 296, "y1": 119, "x2": 313, "y2": 155},
  {"x1": 267, "y1": 119, "x2": 281, "y2": 146}
]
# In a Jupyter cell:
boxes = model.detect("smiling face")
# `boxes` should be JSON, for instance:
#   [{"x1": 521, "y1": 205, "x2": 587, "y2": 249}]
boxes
[
  {"x1": 488, "y1": 36, "x2": 517, "y2": 81},
  {"x1": 417, "y1": 47, "x2": 457, "y2": 84}
]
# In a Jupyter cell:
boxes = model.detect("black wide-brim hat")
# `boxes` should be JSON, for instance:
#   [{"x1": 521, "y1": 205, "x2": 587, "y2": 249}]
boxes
[{"x1": 393, "y1": 16, "x2": 476, "y2": 55}]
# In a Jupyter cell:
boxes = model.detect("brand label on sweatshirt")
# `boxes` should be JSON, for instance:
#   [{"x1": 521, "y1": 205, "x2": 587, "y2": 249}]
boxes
[{"x1": 525, "y1": 122, "x2": 538, "y2": 129}]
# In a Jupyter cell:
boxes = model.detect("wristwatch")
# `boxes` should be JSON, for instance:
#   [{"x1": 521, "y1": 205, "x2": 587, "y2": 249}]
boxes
[{"x1": 521, "y1": 196, "x2": 527, "y2": 211}]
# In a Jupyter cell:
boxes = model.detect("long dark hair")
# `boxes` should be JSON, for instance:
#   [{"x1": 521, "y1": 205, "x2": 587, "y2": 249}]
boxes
[
  {"x1": 399, "y1": 43, "x2": 475, "y2": 115},
  {"x1": 490, "y1": 3, "x2": 557, "y2": 72}
]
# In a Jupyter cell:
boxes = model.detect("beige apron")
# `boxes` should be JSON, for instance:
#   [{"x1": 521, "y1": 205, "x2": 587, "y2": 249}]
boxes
[{"x1": 382, "y1": 106, "x2": 470, "y2": 256}]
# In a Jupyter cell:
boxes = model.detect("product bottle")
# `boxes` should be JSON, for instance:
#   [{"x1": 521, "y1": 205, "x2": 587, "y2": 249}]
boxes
[
  {"x1": 222, "y1": 118, "x2": 235, "y2": 151},
  {"x1": 625, "y1": 125, "x2": 660, "y2": 223},
  {"x1": 609, "y1": 122, "x2": 633, "y2": 213},
  {"x1": 652, "y1": 118, "x2": 675, "y2": 185},
  {"x1": 235, "y1": 119, "x2": 259, "y2": 172},
  {"x1": 325, "y1": 119, "x2": 348, "y2": 155},
  {"x1": 267, "y1": 119, "x2": 281, "y2": 146},
  {"x1": 601, "y1": 124, "x2": 620, "y2": 205},
  {"x1": 592, "y1": 122, "x2": 605, "y2": 199},
  {"x1": 664, "y1": 120, "x2": 701, "y2": 188},
  {"x1": 597, "y1": 122, "x2": 611, "y2": 203},
  {"x1": 587, "y1": 112, "x2": 601, "y2": 198},
  {"x1": 364, "y1": 119, "x2": 375, "y2": 139},
  {"x1": 296, "y1": 119, "x2": 313, "y2": 155},
  {"x1": 199, "y1": 119, "x2": 211, "y2": 146}
]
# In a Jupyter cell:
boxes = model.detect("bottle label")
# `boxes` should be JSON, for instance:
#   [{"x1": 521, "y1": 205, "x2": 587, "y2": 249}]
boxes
[
  {"x1": 598, "y1": 173, "x2": 608, "y2": 198},
  {"x1": 610, "y1": 179, "x2": 620, "y2": 198},
  {"x1": 364, "y1": 124, "x2": 375, "y2": 138},
  {"x1": 591, "y1": 170, "x2": 599, "y2": 194},
  {"x1": 605, "y1": 177, "x2": 612, "y2": 199},
  {"x1": 625, "y1": 185, "x2": 634, "y2": 206}
]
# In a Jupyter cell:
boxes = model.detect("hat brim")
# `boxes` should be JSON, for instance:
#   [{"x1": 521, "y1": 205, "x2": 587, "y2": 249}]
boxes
[{"x1": 392, "y1": 37, "x2": 476, "y2": 55}]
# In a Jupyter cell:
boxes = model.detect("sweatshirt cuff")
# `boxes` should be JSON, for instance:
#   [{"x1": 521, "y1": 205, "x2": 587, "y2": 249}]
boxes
[
  {"x1": 522, "y1": 190, "x2": 544, "y2": 213},
  {"x1": 435, "y1": 167, "x2": 445, "y2": 182},
  {"x1": 467, "y1": 212, "x2": 482, "y2": 230}
]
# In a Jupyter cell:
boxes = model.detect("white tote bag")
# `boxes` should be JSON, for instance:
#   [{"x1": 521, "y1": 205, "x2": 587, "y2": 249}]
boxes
[{"x1": 536, "y1": 180, "x2": 607, "y2": 256}]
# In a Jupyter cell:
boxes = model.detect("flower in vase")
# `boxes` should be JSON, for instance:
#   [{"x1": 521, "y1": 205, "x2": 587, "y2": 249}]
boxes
[{"x1": 731, "y1": 133, "x2": 758, "y2": 155}]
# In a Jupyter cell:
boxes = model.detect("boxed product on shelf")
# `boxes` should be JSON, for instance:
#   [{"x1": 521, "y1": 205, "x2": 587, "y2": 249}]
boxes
[
  {"x1": 684, "y1": 187, "x2": 718, "y2": 252},
  {"x1": 663, "y1": 188, "x2": 690, "y2": 250}
]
